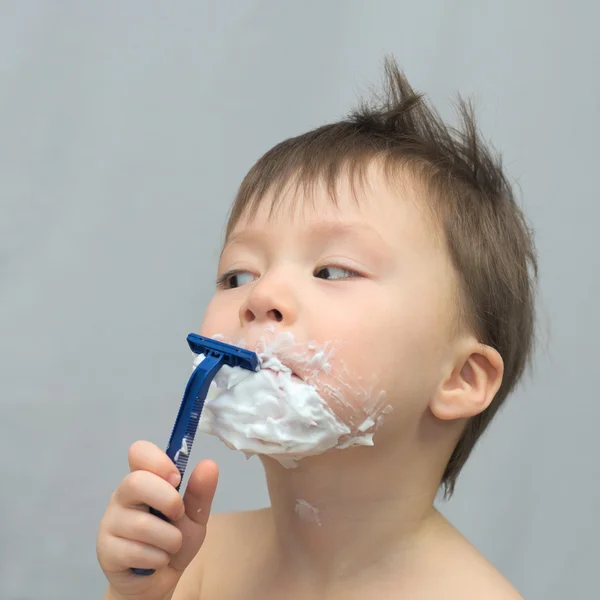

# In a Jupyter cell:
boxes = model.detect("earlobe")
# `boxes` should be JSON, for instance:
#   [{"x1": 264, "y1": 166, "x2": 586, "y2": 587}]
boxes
[{"x1": 431, "y1": 344, "x2": 504, "y2": 421}]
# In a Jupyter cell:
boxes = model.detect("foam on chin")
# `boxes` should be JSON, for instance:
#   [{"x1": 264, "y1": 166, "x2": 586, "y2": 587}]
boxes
[{"x1": 194, "y1": 331, "x2": 390, "y2": 467}]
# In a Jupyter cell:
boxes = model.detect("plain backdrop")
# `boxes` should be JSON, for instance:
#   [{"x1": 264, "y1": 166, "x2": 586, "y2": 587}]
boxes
[{"x1": 1, "y1": 1, "x2": 599, "y2": 598}]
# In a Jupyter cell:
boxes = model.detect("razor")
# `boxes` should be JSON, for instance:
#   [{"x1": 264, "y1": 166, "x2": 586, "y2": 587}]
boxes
[{"x1": 132, "y1": 333, "x2": 259, "y2": 575}]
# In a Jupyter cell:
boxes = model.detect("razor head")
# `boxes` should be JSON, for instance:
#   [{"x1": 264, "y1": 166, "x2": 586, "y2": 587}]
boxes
[{"x1": 187, "y1": 333, "x2": 260, "y2": 372}]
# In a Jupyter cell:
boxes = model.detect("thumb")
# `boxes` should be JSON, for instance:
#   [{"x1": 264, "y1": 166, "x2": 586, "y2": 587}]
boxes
[{"x1": 168, "y1": 459, "x2": 219, "y2": 572}]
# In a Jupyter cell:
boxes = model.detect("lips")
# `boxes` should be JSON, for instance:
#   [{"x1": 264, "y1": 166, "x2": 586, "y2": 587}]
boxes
[
  {"x1": 280, "y1": 360, "x2": 303, "y2": 380},
  {"x1": 263, "y1": 364, "x2": 303, "y2": 381},
  {"x1": 243, "y1": 336, "x2": 308, "y2": 381},
  {"x1": 259, "y1": 356, "x2": 304, "y2": 382}
]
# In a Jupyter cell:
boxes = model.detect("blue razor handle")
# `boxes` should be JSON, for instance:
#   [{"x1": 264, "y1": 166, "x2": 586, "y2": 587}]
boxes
[{"x1": 132, "y1": 334, "x2": 259, "y2": 576}]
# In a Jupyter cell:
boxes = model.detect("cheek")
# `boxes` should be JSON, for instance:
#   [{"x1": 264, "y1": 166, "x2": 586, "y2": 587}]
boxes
[
  {"x1": 306, "y1": 288, "x2": 448, "y2": 422},
  {"x1": 200, "y1": 295, "x2": 238, "y2": 338},
  {"x1": 308, "y1": 356, "x2": 388, "y2": 432},
  {"x1": 300, "y1": 312, "x2": 391, "y2": 428}
]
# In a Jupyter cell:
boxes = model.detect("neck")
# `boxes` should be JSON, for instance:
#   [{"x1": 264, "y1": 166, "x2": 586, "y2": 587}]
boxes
[{"x1": 260, "y1": 424, "x2": 452, "y2": 586}]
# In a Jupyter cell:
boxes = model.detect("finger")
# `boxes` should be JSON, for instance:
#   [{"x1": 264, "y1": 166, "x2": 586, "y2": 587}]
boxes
[
  {"x1": 106, "y1": 507, "x2": 183, "y2": 555},
  {"x1": 167, "y1": 460, "x2": 219, "y2": 573},
  {"x1": 100, "y1": 535, "x2": 170, "y2": 573},
  {"x1": 183, "y1": 460, "x2": 219, "y2": 525},
  {"x1": 128, "y1": 441, "x2": 181, "y2": 488},
  {"x1": 116, "y1": 471, "x2": 184, "y2": 522}
]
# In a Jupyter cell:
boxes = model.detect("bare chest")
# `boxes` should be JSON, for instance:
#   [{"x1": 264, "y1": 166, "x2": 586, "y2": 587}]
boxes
[{"x1": 200, "y1": 565, "x2": 460, "y2": 600}]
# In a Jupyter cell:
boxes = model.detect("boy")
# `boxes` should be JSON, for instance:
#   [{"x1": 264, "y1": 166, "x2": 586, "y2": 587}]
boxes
[{"x1": 97, "y1": 57, "x2": 536, "y2": 599}]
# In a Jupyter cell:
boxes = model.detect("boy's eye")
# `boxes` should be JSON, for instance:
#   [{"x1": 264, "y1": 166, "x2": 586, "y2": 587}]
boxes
[
  {"x1": 314, "y1": 266, "x2": 360, "y2": 280},
  {"x1": 217, "y1": 270, "x2": 256, "y2": 289}
]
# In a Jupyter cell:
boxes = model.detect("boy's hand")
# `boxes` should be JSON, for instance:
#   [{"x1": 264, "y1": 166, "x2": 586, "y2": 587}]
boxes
[{"x1": 97, "y1": 441, "x2": 218, "y2": 600}]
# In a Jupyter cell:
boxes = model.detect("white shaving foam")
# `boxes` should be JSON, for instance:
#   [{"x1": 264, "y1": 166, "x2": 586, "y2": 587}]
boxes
[
  {"x1": 295, "y1": 499, "x2": 321, "y2": 526},
  {"x1": 194, "y1": 330, "x2": 391, "y2": 467},
  {"x1": 174, "y1": 436, "x2": 189, "y2": 463}
]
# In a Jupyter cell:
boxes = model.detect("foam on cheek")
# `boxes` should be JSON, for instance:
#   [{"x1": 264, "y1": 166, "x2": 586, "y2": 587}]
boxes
[
  {"x1": 319, "y1": 361, "x2": 391, "y2": 449},
  {"x1": 195, "y1": 330, "x2": 392, "y2": 467}
]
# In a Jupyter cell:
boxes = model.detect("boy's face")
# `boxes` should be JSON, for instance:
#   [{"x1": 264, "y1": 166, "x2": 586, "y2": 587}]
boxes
[{"x1": 200, "y1": 169, "x2": 460, "y2": 446}]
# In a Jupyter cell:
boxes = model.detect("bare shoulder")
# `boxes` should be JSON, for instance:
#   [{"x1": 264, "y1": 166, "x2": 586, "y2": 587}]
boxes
[
  {"x1": 448, "y1": 547, "x2": 523, "y2": 600},
  {"x1": 415, "y1": 511, "x2": 523, "y2": 600}
]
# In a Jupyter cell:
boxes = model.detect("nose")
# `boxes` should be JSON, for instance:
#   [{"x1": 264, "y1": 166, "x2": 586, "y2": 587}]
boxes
[{"x1": 239, "y1": 271, "x2": 298, "y2": 328}]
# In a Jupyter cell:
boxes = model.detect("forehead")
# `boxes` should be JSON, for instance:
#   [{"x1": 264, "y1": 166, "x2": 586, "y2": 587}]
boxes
[{"x1": 227, "y1": 165, "x2": 438, "y2": 251}]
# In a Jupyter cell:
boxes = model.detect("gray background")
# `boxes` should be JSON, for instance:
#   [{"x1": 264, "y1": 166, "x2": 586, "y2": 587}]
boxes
[{"x1": 1, "y1": 1, "x2": 598, "y2": 598}]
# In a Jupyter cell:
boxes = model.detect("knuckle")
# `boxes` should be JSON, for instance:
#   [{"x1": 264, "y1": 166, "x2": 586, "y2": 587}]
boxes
[
  {"x1": 95, "y1": 536, "x2": 107, "y2": 562},
  {"x1": 137, "y1": 545, "x2": 167, "y2": 569},
  {"x1": 102, "y1": 508, "x2": 124, "y2": 537},
  {"x1": 155, "y1": 552, "x2": 170, "y2": 569},
  {"x1": 168, "y1": 527, "x2": 184, "y2": 554},
  {"x1": 128, "y1": 542, "x2": 147, "y2": 565},
  {"x1": 136, "y1": 512, "x2": 155, "y2": 538},
  {"x1": 97, "y1": 515, "x2": 110, "y2": 537},
  {"x1": 124, "y1": 469, "x2": 148, "y2": 491},
  {"x1": 167, "y1": 496, "x2": 185, "y2": 521},
  {"x1": 128, "y1": 440, "x2": 144, "y2": 463},
  {"x1": 129, "y1": 439, "x2": 147, "y2": 454},
  {"x1": 100, "y1": 501, "x2": 117, "y2": 524},
  {"x1": 117, "y1": 471, "x2": 150, "y2": 506},
  {"x1": 103, "y1": 537, "x2": 128, "y2": 570}
]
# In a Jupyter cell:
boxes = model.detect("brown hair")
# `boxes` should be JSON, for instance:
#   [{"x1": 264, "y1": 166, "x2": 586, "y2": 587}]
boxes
[{"x1": 225, "y1": 56, "x2": 537, "y2": 498}]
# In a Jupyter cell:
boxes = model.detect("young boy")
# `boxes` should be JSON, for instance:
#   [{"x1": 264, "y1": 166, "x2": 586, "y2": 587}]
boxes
[{"x1": 97, "y1": 58, "x2": 536, "y2": 600}]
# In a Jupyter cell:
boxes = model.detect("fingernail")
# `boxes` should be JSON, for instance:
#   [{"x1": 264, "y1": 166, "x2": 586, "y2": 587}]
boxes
[{"x1": 169, "y1": 473, "x2": 181, "y2": 487}]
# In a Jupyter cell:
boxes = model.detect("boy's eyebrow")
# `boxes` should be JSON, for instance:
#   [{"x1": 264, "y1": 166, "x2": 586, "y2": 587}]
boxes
[
  {"x1": 220, "y1": 230, "x2": 266, "y2": 259},
  {"x1": 305, "y1": 221, "x2": 389, "y2": 246},
  {"x1": 220, "y1": 221, "x2": 394, "y2": 267},
  {"x1": 225, "y1": 221, "x2": 389, "y2": 249}
]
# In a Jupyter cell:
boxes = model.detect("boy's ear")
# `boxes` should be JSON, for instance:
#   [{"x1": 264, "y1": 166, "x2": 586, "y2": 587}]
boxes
[{"x1": 431, "y1": 342, "x2": 504, "y2": 421}]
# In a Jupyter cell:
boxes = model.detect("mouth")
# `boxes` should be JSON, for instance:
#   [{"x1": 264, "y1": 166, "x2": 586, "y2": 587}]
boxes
[
  {"x1": 260, "y1": 359, "x2": 304, "y2": 382},
  {"x1": 263, "y1": 366, "x2": 304, "y2": 381},
  {"x1": 247, "y1": 341, "x2": 306, "y2": 382}
]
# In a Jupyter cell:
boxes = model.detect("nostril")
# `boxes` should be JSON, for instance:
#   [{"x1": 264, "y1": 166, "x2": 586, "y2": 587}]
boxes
[
  {"x1": 244, "y1": 309, "x2": 255, "y2": 323},
  {"x1": 270, "y1": 309, "x2": 283, "y2": 322}
]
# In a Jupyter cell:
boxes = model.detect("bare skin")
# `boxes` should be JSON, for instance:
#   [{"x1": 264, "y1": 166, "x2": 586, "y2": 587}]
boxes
[
  {"x1": 98, "y1": 166, "x2": 522, "y2": 599},
  {"x1": 99, "y1": 444, "x2": 522, "y2": 600},
  {"x1": 97, "y1": 441, "x2": 219, "y2": 600},
  {"x1": 193, "y1": 506, "x2": 523, "y2": 600}
]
